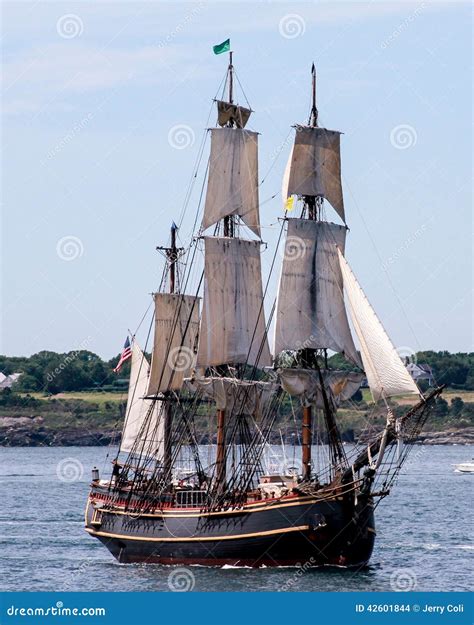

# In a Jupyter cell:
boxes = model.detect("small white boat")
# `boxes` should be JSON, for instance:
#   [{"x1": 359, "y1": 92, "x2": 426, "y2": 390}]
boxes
[{"x1": 454, "y1": 461, "x2": 474, "y2": 473}]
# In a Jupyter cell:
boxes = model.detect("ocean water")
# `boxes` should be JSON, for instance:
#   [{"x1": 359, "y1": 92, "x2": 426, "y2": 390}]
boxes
[{"x1": 1, "y1": 445, "x2": 472, "y2": 592}]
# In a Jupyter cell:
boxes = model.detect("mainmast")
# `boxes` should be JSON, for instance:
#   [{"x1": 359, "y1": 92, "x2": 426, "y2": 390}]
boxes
[
  {"x1": 197, "y1": 51, "x2": 272, "y2": 497},
  {"x1": 223, "y1": 51, "x2": 235, "y2": 239}
]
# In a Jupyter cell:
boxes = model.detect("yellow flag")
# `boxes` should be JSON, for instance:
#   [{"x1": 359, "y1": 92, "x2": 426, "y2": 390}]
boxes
[{"x1": 284, "y1": 196, "x2": 295, "y2": 212}]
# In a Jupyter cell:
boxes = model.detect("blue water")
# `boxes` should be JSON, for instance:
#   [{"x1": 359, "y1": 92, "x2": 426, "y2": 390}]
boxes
[{"x1": 1, "y1": 446, "x2": 472, "y2": 592}]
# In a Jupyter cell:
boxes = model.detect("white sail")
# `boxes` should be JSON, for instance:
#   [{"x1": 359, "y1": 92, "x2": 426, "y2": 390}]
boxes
[
  {"x1": 274, "y1": 219, "x2": 361, "y2": 367},
  {"x1": 197, "y1": 236, "x2": 272, "y2": 368},
  {"x1": 287, "y1": 125, "x2": 345, "y2": 223},
  {"x1": 147, "y1": 293, "x2": 200, "y2": 396},
  {"x1": 337, "y1": 248, "x2": 420, "y2": 401},
  {"x1": 120, "y1": 340, "x2": 165, "y2": 458},
  {"x1": 201, "y1": 128, "x2": 260, "y2": 237}
]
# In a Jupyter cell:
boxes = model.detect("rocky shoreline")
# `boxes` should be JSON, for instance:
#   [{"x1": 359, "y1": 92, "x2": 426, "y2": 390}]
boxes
[{"x1": 0, "y1": 416, "x2": 473, "y2": 447}]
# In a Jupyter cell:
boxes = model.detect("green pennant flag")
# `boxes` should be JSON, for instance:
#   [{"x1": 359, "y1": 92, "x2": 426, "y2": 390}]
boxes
[{"x1": 213, "y1": 39, "x2": 230, "y2": 55}]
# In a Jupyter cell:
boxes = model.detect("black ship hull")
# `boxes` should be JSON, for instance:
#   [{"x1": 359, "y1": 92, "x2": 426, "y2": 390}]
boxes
[{"x1": 85, "y1": 486, "x2": 375, "y2": 567}]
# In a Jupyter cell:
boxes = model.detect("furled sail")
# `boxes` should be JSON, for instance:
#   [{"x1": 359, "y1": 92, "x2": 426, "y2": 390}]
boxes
[
  {"x1": 120, "y1": 340, "x2": 165, "y2": 457},
  {"x1": 197, "y1": 236, "x2": 272, "y2": 368},
  {"x1": 147, "y1": 293, "x2": 200, "y2": 396},
  {"x1": 337, "y1": 248, "x2": 420, "y2": 401},
  {"x1": 184, "y1": 376, "x2": 277, "y2": 417},
  {"x1": 201, "y1": 128, "x2": 260, "y2": 237},
  {"x1": 274, "y1": 219, "x2": 361, "y2": 367},
  {"x1": 287, "y1": 125, "x2": 345, "y2": 223},
  {"x1": 217, "y1": 100, "x2": 251, "y2": 129},
  {"x1": 279, "y1": 368, "x2": 364, "y2": 408}
]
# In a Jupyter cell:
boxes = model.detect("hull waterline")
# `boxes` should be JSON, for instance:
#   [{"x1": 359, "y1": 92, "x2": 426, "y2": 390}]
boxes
[{"x1": 85, "y1": 488, "x2": 375, "y2": 568}]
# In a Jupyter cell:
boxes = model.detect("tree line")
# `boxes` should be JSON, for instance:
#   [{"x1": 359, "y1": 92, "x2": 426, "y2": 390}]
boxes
[{"x1": 0, "y1": 349, "x2": 472, "y2": 395}]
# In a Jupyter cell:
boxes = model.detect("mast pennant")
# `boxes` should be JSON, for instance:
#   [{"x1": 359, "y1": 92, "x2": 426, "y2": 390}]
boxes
[{"x1": 213, "y1": 38, "x2": 230, "y2": 55}]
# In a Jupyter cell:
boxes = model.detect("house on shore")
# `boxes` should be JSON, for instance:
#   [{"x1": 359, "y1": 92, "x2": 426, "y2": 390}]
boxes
[
  {"x1": 0, "y1": 372, "x2": 22, "y2": 389},
  {"x1": 406, "y1": 363, "x2": 434, "y2": 386}
]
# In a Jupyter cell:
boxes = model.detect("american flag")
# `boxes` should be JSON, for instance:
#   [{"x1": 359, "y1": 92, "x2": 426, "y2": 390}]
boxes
[{"x1": 113, "y1": 336, "x2": 132, "y2": 373}]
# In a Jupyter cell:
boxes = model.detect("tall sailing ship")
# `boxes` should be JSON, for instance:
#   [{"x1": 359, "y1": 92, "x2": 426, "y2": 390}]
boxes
[{"x1": 85, "y1": 55, "x2": 443, "y2": 567}]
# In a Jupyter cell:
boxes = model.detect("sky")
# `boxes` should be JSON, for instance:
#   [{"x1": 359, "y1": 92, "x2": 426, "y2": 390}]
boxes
[{"x1": 1, "y1": 0, "x2": 472, "y2": 359}]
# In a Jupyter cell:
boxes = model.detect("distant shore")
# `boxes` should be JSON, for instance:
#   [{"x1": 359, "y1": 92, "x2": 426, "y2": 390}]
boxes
[
  {"x1": 1, "y1": 415, "x2": 473, "y2": 447},
  {"x1": 1, "y1": 388, "x2": 473, "y2": 447}
]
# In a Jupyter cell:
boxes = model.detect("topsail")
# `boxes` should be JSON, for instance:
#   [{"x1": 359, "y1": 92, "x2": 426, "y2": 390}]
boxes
[
  {"x1": 286, "y1": 126, "x2": 345, "y2": 222},
  {"x1": 147, "y1": 293, "x2": 200, "y2": 396},
  {"x1": 201, "y1": 128, "x2": 260, "y2": 237},
  {"x1": 197, "y1": 236, "x2": 271, "y2": 368},
  {"x1": 274, "y1": 219, "x2": 361, "y2": 367}
]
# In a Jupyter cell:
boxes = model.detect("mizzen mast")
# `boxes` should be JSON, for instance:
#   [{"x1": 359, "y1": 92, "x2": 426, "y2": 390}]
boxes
[{"x1": 155, "y1": 222, "x2": 184, "y2": 478}]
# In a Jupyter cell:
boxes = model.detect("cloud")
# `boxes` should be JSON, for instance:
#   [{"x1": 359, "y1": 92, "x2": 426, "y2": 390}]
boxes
[{"x1": 1, "y1": 43, "x2": 207, "y2": 115}]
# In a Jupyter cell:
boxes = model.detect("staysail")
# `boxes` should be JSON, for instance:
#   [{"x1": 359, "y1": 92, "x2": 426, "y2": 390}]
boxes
[
  {"x1": 201, "y1": 128, "x2": 260, "y2": 237},
  {"x1": 120, "y1": 340, "x2": 165, "y2": 457},
  {"x1": 274, "y1": 219, "x2": 361, "y2": 367},
  {"x1": 147, "y1": 293, "x2": 200, "y2": 396},
  {"x1": 337, "y1": 248, "x2": 420, "y2": 401},
  {"x1": 286, "y1": 125, "x2": 345, "y2": 223},
  {"x1": 197, "y1": 236, "x2": 272, "y2": 368}
]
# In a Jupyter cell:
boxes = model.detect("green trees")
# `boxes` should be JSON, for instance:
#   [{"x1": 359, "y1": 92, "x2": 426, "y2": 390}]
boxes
[
  {"x1": 1, "y1": 348, "x2": 473, "y2": 394},
  {"x1": 416, "y1": 351, "x2": 473, "y2": 389},
  {"x1": 14, "y1": 350, "x2": 113, "y2": 394}
]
